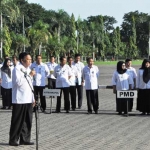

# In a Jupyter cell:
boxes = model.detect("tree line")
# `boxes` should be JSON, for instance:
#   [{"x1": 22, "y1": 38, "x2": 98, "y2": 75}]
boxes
[{"x1": 1, "y1": 0, "x2": 150, "y2": 61}]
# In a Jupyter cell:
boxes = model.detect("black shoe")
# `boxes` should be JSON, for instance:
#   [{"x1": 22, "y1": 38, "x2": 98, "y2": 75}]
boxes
[
  {"x1": 1, "y1": 106, "x2": 6, "y2": 109},
  {"x1": 118, "y1": 112, "x2": 122, "y2": 115},
  {"x1": 95, "y1": 110, "x2": 98, "y2": 114},
  {"x1": 66, "y1": 110, "x2": 69, "y2": 113},
  {"x1": 141, "y1": 112, "x2": 146, "y2": 115},
  {"x1": 8, "y1": 106, "x2": 11, "y2": 109},
  {"x1": 87, "y1": 111, "x2": 92, "y2": 114},
  {"x1": 72, "y1": 108, "x2": 75, "y2": 111},
  {"x1": 78, "y1": 106, "x2": 81, "y2": 109},
  {"x1": 9, "y1": 141, "x2": 19, "y2": 146},
  {"x1": 55, "y1": 110, "x2": 60, "y2": 113},
  {"x1": 20, "y1": 141, "x2": 34, "y2": 145}
]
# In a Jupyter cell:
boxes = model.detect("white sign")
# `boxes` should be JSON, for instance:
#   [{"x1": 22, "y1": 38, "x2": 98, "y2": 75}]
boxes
[
  {"x1": 117, "y1": 90, "x2": 137, "y2": 98},
  {"x1": 43, "y1": 89, "x2": 60, "y2": 96}
]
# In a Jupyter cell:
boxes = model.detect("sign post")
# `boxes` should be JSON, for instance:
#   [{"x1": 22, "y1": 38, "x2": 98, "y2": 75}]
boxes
[
  {"x1": 43, "y1": 89, "x2": 60, "y2": 114},
  {"x1": 117, "y1": 90, "x2": 137, "y2": 116}
]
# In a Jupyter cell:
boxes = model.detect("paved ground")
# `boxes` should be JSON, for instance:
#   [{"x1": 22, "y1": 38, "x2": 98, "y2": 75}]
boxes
[{"x1": 1, "y1": 65, "x2": 150, "y2": 150}]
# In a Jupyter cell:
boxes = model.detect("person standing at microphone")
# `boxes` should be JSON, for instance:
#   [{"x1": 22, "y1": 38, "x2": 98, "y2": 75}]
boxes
[
  {"x1": 31, "y1": 55, "x2": 49, "y2": 112},
  {"x1": 9, "y1": 52, "x2": 36, "y2": 146}
]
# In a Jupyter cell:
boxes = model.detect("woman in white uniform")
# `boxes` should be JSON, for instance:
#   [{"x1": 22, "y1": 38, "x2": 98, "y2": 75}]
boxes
[
  {"x1": 0, "y1": 58, "x2": 13, "y2": 109},
  {"x1": 112, "y1": 61, "x2": 133, "y2": 115},
  {"x1": 136, "y1": 59, "x2": 150, "y2": 115}
]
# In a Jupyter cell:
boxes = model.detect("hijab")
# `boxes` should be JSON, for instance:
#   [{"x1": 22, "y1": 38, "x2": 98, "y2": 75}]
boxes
[
  {"x1": 117, "y1": 61, "x2": 127, "y2": 74},
  {"x1": 1, "y1": 58, "x2": 11, "y2": 78},
  {"x1": 140, "y1": 59, "x2": 150, "y2": 83}
]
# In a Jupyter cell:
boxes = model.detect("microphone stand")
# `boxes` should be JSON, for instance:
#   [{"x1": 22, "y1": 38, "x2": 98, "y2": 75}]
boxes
[
  {"x1": 23, "y1": 73, "x2": 39, "y2": 150},
  {"x1": 35, "y1": 98, "x2": 39, "y2": 150}
]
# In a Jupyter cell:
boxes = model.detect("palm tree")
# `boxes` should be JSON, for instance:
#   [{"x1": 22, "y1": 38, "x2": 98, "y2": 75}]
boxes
[
  {"x1": 11, "y1": 31, "x2": 29, "y2": 55},
  {"x1": 27, "y1": 20, "x2": 49, "y2": 59}
]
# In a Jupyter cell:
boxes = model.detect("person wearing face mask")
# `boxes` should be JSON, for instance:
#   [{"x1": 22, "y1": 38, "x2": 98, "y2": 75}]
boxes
[
  {"x1": 82, "y1": 57, "x2": 100, "y2": 114},
  {"x1": 112, "y1": 61, "x2": 133, "y2": 115},
  {"x1": 136, "y1": 59, "x2": 150, "y2": 115},
  {"x1": 0, "y1": 58, "x2": 13, "y2": 109},
  {"x1": 30, "y1": 55, "x2": 49, "y2": 112}
]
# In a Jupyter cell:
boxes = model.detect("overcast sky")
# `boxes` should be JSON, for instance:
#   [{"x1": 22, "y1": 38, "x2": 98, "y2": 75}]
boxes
[{"x1": 28, "y1": 0, "x2": 150, "y2": 26}]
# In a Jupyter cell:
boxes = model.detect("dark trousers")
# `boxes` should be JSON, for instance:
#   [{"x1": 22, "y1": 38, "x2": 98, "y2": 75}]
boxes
[
  {"x1": 9, "y1": 104, "x2": 33, "y2": 143},
  {"x1": 34, "y1": 86, "x2": 46, "y2": 110},
  {"x1": 86, "y1": 89, "x2": 99, "y2": 112},
  {"x1": 56, "y1": 87, "x2": 70, "y2": 111},
  {"x1": 76, "y1": 83, "x2": 83, "y2": 108},
  {"x1": 69, "y1": 86, "x2": 76, "y2": 109},
  {"x1": 129, "y1": 98, "x2": 133, "y2": 111},
  {"x1": 1, "y1": 87, "x2": 12, "y2": 107},
  {"x1": 48, "y1": 78, "x2": 56, "y2": 89}
]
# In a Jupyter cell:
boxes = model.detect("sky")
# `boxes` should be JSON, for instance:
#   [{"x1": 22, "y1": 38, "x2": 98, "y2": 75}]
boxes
[{"x1": 28, "y1": 0, "x2": 150, "y2": 27}]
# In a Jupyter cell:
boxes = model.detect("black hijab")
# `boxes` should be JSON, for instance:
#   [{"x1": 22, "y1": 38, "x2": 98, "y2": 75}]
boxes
[
  {"x1": 1, "y1": 58, "x2": 11, "y2": 78},
  {"x1": 140, "y1": 59, "x2": 150, "y2": 83},
  {"x1": 117, "y1": 61, "x2": 127, "y2": 74}
]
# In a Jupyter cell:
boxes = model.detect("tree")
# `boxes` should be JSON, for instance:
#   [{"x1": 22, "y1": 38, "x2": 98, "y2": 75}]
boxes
[
  {"x1": 11, "y1": 31, "x2": 29, "y2": 55},
  {"x1": 27, "y1": 20, "x2": 49, "y2": 59},
  {"x1": 2, "y1": 25, "x2": 12, "y2": 57}
]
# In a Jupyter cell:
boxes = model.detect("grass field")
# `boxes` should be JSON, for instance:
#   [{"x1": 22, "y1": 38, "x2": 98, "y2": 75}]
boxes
[{"x1": 92, "y1": 60, "x2": 143, "y2": 66}]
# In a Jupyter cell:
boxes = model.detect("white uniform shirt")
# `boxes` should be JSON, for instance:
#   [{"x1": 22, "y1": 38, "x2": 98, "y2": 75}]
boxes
[
  {"x1": 68, "y1": 65, "x2": 78, "y2": 86},
  {"x1": 136, "y1": 69, "x2": 150, "y2": 89},
  {"x1": 12, "y1": 64, "x2": 35, "y2": 104},
  {"x1": 30, "y1": 62, "x2": 49, "y2": 86},
  {"x1": 112, "y1": 71, "x2": 133, "y2": 90},
  {"x1": 126, "y1": 67, "x2": 137, "y2": 89},
  {"x1": 47, "y1": 62, "x2": 58, "y2": 79},
  {"x1": 54, "y1": 64, "x2": 72, "y2": 88},
  {"x1": 1, "y1": 66, "x2": 13, "y2": 89},
  {"x1": 73, "y1": 61, "x2": 84, "y2": 85},
  {"x1": 83, "y1": 65, "x2": 100, "y2": 90}
]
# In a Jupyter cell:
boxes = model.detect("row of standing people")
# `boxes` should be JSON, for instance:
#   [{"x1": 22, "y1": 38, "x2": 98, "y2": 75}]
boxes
[
  {"x1": 0, "y1": 54, "x2": 100, "y2": 114},
  {"x1": 112, "y1": 59, "x2": 150, "y2": 115}
]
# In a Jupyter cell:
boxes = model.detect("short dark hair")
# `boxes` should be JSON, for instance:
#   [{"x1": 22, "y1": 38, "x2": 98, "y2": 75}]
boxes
[
  {"x1": 19, "y1": 52, "x2": 30, "y2": 62},
  {"x1": 86, "y1": 57, "x2": 93, "y2": 63},
  {"x1": 36, "y1": 55, "x2": 42, "y2": 59},
  {"x1": 75, "y1": 54, "x2": 81, "y2": 58},
  {"x1": 59, "y1": 56, "x2": 66, "y2": 62},
  {"x1": 125, "y1": 58, "x2": 132, "y2": 62},
  {"x1": 12, "y1": 55, "x2": 18, "y2": 61},
  {"x1": 50, "y1": 56, "x2": 55, "y2": 59},
  {"x1": 67, "y1": 56, "x2": 73, "y2": 61}
]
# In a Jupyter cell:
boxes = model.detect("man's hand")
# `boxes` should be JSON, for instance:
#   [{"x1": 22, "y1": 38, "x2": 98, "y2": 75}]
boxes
[
  {"x1": 30, "y1": 70, "x2": 36, "y2": 77},
  {"x1": 32, "y1": 101, "x2": 36, "y2": 107}
]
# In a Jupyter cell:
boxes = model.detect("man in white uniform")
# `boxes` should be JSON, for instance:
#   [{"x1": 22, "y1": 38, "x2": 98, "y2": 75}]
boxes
[
  {"x1": 73, "y1": 54, "x2": 84, "y2": 109},
  {"x1": 9, "y1": 52, "x2": 36, "y2": 146},
  {"x1": 54, "y1": 56, "x2": 72, "y2": 113},
  {"x1": 83, "y1": 57, "x2": 100, "y2": 114},
  {"x1": 31, "y1": 55, "x2": 49, "y2": 112},
  {"x1": 47, "y1": 56, "x2": 58, "y2": 89},
  {"x1": 68, "y1": 57, "x2": 78, "y2": 111},
  {"x1": 125, "y1": 58, "x2": 137, "y2": 111}
]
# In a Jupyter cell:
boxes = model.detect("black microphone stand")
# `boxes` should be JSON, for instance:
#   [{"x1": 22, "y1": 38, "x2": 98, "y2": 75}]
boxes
[
  {"x1": 23, "y1": 73, "x2": 39, "y2": 150},
  {"x1": 35, "y1": 96, "x2": 40, "y2": 150}
]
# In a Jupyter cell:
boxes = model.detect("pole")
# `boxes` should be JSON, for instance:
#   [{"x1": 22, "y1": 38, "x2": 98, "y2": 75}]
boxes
[
  {"x1": 0, "y1": 13, "x2": 3, "y2": 58},
  {"x1": 23, "y1": 15, "x2": 25, "y2": 52}
]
